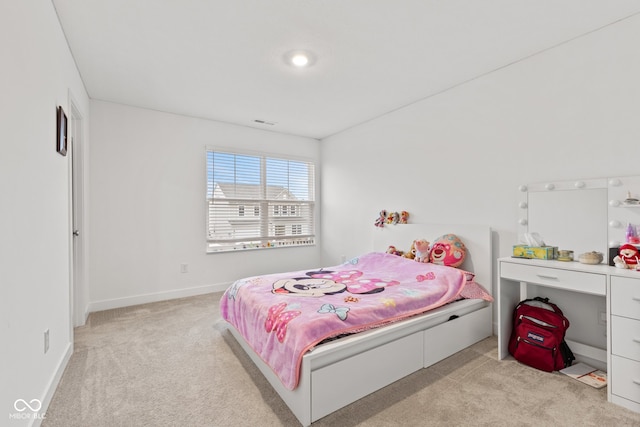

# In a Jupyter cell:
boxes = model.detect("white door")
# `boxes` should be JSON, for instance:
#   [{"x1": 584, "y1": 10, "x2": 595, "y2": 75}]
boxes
[{"x1": 69, "y1": 99, "x2": 86, "y2": 327}]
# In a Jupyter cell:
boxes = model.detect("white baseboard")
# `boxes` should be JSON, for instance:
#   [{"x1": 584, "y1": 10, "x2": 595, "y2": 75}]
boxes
[
  {"x1": 87, "y1": 282, "x2": 231, "y2": 313},
  {"x1": 32, "y1": 342, "x2": 73, "y2": 427}
]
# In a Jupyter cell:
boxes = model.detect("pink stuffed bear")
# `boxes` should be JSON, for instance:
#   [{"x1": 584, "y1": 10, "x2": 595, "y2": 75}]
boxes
[
  {"x1": 429, "y1": 234, "x2": 466, "y2": 268},
  {"x1": 413, "y1": 239, "x2": 430, "y2": 263}
]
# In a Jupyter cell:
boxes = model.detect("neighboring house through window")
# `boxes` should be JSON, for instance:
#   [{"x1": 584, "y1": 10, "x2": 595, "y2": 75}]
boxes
[{"x1": 206, "y1": 148, "x2": 316, "y2": 252}]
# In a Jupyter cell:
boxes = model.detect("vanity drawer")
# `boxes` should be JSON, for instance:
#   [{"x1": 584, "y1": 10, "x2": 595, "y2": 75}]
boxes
[
  {"x1": 500, "y1": 262, "x2": 606, "y2": 295},
  {"x1": 611, "y1": 316, "x2": 640, "y2": 361},
  {"x1": 611, "y1": 276, "x2": 640, "y2": 320},
  {"x1": 612, "y1": 355, "x2": 640, "y2": 404}
]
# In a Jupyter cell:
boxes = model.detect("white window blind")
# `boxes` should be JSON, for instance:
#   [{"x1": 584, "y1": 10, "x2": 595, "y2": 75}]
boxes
[{"x1": 206, "y1": 149, "x2": 316, "y2": 252}]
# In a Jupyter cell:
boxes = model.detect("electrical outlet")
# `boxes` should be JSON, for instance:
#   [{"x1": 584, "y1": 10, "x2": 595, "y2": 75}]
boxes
[
  {"x1": 44, "y1": 329, "x2": 49, "y2": 354},
  {"x1": 180, "y1": 263, "x2": 188, "y2": 273}
]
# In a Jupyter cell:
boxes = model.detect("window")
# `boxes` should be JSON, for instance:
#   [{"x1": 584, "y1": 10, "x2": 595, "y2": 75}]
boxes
[{"x1": 206, "y1": 148, "x2": 316, "y2": 252}]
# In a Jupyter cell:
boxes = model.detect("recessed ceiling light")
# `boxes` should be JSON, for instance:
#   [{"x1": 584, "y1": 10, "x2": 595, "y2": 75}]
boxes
[
  {"x1": 291, "y1": 54, "x2": 309, "y2": 67},
  {"x1": 284, "y1": 50, "x2": 316, "y2": 68}
]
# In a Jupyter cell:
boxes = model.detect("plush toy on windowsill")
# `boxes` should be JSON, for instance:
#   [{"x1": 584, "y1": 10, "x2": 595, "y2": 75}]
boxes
[
  {"x1": 613, "y1": 243, "x2": 640, "y2": 270},
  {"x1": 413, "y1": 239, "x2": 431, "y2": 263}
]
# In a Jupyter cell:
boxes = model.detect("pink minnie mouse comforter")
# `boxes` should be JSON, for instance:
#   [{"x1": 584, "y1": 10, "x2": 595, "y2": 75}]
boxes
[{"x1": 220, "y1": 251, "x2": 492, "y2": 390}]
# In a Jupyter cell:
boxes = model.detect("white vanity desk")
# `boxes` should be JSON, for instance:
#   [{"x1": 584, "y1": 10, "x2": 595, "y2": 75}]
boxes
[
  {"x1": 497, "y1": 256, "x2": 640, "y2": 414},
  {"x1": 498, "y1": 175, "x2": 640, "y2": 414}
]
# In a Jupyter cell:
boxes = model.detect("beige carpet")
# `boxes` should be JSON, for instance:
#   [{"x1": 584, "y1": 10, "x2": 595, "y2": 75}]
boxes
[{"x1": 42, "y1": 293, "x2": 640, "y2": 427}]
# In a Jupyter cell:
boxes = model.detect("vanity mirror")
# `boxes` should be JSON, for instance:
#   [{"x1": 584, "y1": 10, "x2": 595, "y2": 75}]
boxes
[
  {"x1": 518, "y1": 176, "x2": 640, "y2": 262},
  {"x1": 518, "y1": 178, "x2": 608, "y2": 258}
]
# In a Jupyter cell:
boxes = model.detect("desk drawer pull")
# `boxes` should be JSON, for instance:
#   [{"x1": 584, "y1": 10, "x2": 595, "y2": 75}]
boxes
[{"x1": 536, "y1": 274, "x2": 558, "y2": 280}]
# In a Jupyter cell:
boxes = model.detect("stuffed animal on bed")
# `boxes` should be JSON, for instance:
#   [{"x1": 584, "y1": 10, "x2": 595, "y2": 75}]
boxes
[
  {"x1": 403, "y1": 241, "x2": 416, "y2": 260},
  {"x1": 386, "y1": 245, "x2": 404, "y2": 256},
  {"x1": 429, "y1": 234, "x2": 466, "y2": 268},
  {"x1": 413, "y1": 239, "x2": 431, "y2": 263}
]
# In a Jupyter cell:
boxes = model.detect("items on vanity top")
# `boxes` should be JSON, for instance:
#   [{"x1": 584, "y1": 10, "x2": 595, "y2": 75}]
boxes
[
  {"x1": 513, "y1": 232, "x2": 559, "y2": 260},
  {"x1": 513, "y1": 230, "x2": 605, "y2": 264},
  {"x1": 557, "y1": 250, "x2": 574, "y2": 261},
  {"x1": 513, "y1": 245, "x2": 558, "y2": 260},
  {"x1": 578, "y1": 251, "x2": 604, "y2": 265},
  {"x1": 513, "y1": 245, "x2": 609, "y2": 265}
]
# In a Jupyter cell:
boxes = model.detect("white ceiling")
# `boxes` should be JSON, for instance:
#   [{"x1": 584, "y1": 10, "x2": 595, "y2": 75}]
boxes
[{"x1": 52, "y1": 0, "x2": 640, "y2": 139}]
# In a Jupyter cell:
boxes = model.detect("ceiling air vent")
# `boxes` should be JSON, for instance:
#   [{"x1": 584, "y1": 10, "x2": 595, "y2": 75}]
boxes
[{"x1": 253, "y1": 119, "x2": 276, "y2": 126}]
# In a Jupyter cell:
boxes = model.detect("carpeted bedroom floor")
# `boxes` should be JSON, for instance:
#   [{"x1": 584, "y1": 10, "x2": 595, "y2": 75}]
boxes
[{"x1": 42, "y1": 292, "x2": 640, "y2": 427}]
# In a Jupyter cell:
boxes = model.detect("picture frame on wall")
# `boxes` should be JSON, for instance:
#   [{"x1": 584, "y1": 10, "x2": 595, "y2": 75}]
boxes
[{"x1": 56, "y1": 106, "x2": 67, "y2": 156}]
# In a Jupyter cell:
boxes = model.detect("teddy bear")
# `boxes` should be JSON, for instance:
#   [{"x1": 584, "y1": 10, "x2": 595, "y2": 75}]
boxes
[
  {"x1": 613, "y1": 244, "x2": 640, "y2": 270},
  {"x1": 403, "y1": 241, "x2": 416, "y2": 260},
  {"x1": 413, "y1": 239, "x2": 431, "y2": 263}
]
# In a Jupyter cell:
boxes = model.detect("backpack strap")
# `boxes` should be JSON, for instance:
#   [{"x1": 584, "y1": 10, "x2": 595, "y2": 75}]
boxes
[{"x1": 516, "y1": 297, "x2": 571, "y2": 329}]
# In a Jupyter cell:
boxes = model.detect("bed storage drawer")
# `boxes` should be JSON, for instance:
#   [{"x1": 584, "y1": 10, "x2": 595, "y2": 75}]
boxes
[
  {"x1": 499, "y1": 262, "x2": 606, "y2": 295},
  {"x1": 311, "y1": 331, "x2": 423, "y2": 421},
  {"x1": 423, "y1": 303, "x2": 492, "y2": 367}
]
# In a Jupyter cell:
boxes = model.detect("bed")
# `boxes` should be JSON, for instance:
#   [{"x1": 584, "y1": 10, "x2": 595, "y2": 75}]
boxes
[{"x1": 220, "y1": 223, "x2": 493, "y2": 426}]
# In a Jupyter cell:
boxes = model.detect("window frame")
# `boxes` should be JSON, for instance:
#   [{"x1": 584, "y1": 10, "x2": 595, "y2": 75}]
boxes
[{"x1": 205, "y1": 146, "x2": 317, "y2": 253}]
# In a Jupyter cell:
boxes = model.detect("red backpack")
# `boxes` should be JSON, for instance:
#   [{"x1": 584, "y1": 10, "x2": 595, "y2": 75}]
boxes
[{"x1": 508, "y1": 297, "x2": 575, "y2": 372}]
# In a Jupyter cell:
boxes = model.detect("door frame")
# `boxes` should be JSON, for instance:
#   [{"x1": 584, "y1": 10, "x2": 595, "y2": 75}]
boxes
[{"x1": 68, "y1": 91, "x2": 87, "y2": 329}]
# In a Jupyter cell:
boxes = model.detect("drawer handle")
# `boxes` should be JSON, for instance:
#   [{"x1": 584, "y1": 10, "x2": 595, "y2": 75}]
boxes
[
  {"x1": 634, "y1": 380, "x2": 640, "y2": 386},
  {"x1": 634, "y1": 339, "x2": 640, "y2": 344},
  {"x1": 633, "y1": 297, "x2": 640, "y2": 302},
  {"x1": 536, "y1": 274, "x2": 558, "y2": 280}
]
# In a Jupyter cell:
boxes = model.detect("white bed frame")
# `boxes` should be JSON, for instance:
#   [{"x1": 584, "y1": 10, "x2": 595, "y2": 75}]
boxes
[{"x1": 225, "y1": 224, "x2": 493, "y2": 426}]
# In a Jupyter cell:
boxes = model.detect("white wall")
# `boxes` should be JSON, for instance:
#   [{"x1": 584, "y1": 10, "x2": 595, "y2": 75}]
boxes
[
  {"x1": 3, "y1": 3, "x2": 639, "y2": 422},
  {"x1": 320, "y1": 13, "x2": 640, "y2": 267},
  {"x1": 0, "y1": 1, "x2": 90, "y2": 425},
  {"x1": 320, "y1": 13, "x2": 640, "y2": 346},
  {"x1": 88, "y1": 101, "x2": 321, "y2": 311}
]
